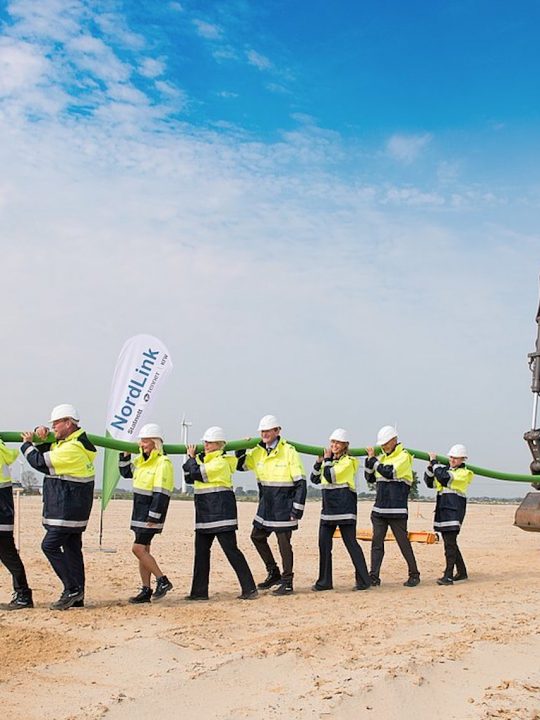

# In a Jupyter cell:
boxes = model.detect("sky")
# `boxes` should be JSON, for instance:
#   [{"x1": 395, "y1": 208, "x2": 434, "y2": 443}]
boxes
[{"x1": 1, "y1": 0, "x2": 540, "y2": 498}]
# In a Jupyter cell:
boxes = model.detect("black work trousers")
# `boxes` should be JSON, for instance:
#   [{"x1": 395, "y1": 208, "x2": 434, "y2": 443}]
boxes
[
  {"x1": 370, "y1": 515, "x2": 419, "y2": 579},
  {"x1": 41, "y1": 529, "x2": 85, "y2": 593},
  {"x1": 442, "y1": 531, "x2": 467, "y2": 577},
  {"x1": 190, "y1": 530, "x2": 256, "y2": 598},
  {"x1": 251, "y1": 527, "x2": 293, "y2": 582},
  {"x1": 316, "y1": 523, "x2": 370, "y2": 589},
  {"x1": 0, "y1": 534, "x2": 30, "y2": 592}
]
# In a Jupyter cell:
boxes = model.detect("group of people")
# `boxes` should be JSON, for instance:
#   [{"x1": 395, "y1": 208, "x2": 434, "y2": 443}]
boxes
[{"x1": 0, "y1": 406, "x2": 474, "y2": 610}]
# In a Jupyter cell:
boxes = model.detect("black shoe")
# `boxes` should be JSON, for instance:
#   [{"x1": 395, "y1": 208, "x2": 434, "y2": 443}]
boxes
[
  {"x1": 354, "y1": 584, "x2": 370, "y2": 591},
  {"x1": 403, "y1": 575, "x2": 421, "y2": 587},
  {"x1": 7, "y1": 589, "x2": 34, "y2": 610},
  {"x1": 257, "y1": 567, "x2": 282, "y2": 590},
  {"x1": 437, "y1": 576, "x2": 454, "y2": 586},
  {"x1": 50, "y1": 589, "x2": 84, "y2": 610},
  {"x1": 311, "y1": 584, "x2": 332, "y2": 592},
  {"x1": 237, "y1": 589, "x2": 259, "y2": 600},
  {"x1": 453, "y1": 573, "x2": 468, "y2": 582},
  {"x1": 184, "y1": 594, "x2": 209, "y2": 601},
  {"x1": 72, "y1": 596, "x2": 85, "y2": 608},
  {"x1": 128, "y1": 586, "x2": 153, "y2": 604},
  {"x1": 369, "y1": 574, "x2": 381, "y2": 587},
  {"x1": 154, "y1": 576, "x2": 173, "y2": 600},
  {"x1": 272, "y1": 581, "x2": 293, "y2": 596}
]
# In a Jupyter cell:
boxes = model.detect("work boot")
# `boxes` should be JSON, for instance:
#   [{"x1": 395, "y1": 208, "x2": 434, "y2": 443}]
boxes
[
  {"x1": 272, "y1": 581, "x2": 293, "y2": 596},
  {"x1": 452, "y1": 572, "x2": 468, "y2": 582},
  {"x1": 50, "y1": 588, "x2": 84, "y2": 610},
  {"x1": 7, "y1": 589, "x2": 34, "y2": 610},
  {"x1": 128, "y1": 586, "x2": 153, "y2": 604},
  {"x1": 154, "y1": 576, "x2": 173, "y2": 600},
  {"x1": 257, "y1": 567, "x2": 282, "y2": 590},
  {"x1": 436, "y1": 576, "x2": 454, "y2": 586},
  {"x1": 237, "y1": 589, "x2": 259, "y2": 600},
  {"x1": 369, "y1": 573, "x2": 381, "y2": 587},
  {"x1": 403, "y1": 574, "x2": 421, "y2": 588}
]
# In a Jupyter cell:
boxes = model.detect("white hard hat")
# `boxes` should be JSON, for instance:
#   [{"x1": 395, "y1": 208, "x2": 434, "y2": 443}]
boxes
[
  {"x1": 138, "y1": 423, "x2": 163, "y2": 440},
  {"x1": 376, "y1": 425, "x2": 398, "y2": 446},
  {"x1": 49, "y1": 404, "x2": 79, "y2": 423},
  {"x1": 258, "y1": 414, "x2": 280, "y2": 431},
  {"x1": 447, "y1": 444, "x2": 468, "y2": 458},
  {"x1": 203, "y1": 426, "x2": 226, "y2": 442},
  {"x1": 329, "y1": 428, "x2": 349, "y2": 443}
]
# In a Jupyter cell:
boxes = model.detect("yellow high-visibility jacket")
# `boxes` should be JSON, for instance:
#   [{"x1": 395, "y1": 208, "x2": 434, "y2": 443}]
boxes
[
  {"x1": 183, "y1": 450, "x2": 238, "y2": 533},
  {"x1": 22, "y1": 428, "x2": 96, "y2": 531},
  {"x1": 311, "y1": 454, "x2": 359, "y2": 525}
]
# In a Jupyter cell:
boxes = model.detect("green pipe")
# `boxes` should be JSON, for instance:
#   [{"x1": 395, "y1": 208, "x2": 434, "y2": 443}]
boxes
[{"x1": 1, "y1": 430, "x2": 536, "y2": 484}]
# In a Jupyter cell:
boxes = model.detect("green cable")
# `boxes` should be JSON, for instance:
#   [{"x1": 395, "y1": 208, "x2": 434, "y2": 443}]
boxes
[{"x1": 1, "y1": 431, "x2": 536, "y2": 483}]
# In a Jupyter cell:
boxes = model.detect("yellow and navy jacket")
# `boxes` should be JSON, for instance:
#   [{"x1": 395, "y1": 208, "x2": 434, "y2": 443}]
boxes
[
  {"x1": 22, "y1": 428, "x2": 96, "y2": 532},
  {"x1": 424, "y1": 462, "x2": 473, "y2": 533},
  {"x1": 182, "y1": 450, "x2": 238, "y2": 533},
  {"x1": 236, "y1": 438, "x2": 307, "y2": 532},
  {"x1": 311, "y1": 454, "x2": 359, "y2": 526},
  {"x1": 0, "y1": 438, "x2": 19, "y2": 534},
  {"x1": 364, "y1": 443, "x2": 413, "y2": 520},
  {"x1": 119, "y1": 449, "x2": 174, "y2": 533}
]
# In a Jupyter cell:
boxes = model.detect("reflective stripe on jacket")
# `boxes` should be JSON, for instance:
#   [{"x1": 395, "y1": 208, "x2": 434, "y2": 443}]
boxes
[
  {"x1": 237, "y1": 438, "x2": 307, "y2": 532},
  {"x1": 365, "y1": 443, "x2": 413, "y2": 520},
  {"x1": 183, "y1": 450, "x2": 239, "y2": 533},
  {"x1": 311, "y1": 454, "x2": 358, "y2": 525},
  {"x1": 22, "y1": 428, "x2": 96, "y2": 532}
]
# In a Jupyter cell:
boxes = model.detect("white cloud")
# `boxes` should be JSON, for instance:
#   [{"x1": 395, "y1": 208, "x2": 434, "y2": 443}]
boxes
[
  {"x1": 193, "y1": 19, "x2": 222, "y2": 40},
  {"x1": 212, "y1": 46, "x2": 237, "y2": 62},
  {"x1": 66, "y1": 35, "x2": 132, "y2": 84},
  {"x1": 0, "y1": 37, "x2": 48, "y2": 95},
  {"x1": 5, "y1": 0, "x2": 85, "y2": 42},
  {"x1": 266, "y1": 82, "x2": 290, "y2": 94},
  {"x1": 246, "y1": 49, "x2": 272, "y2": 71},
  {"x1": 138, "y1": 58, "x2": 166, "y2": 79},
  {"x1": 383, "y1": 187, "x2": 445, "y2": 206},
  {"x1": 386, "y1": 132, "x2": 432, "y2": 163}
]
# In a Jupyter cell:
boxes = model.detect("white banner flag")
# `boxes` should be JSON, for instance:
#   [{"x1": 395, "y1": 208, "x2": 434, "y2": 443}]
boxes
[{"x1": 106, "y1": 334, "x2": 173, "y2": 440}]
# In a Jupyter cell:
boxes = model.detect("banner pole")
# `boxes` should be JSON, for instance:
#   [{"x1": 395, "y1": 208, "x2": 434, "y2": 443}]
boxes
[{"x1": 99, "y1": 505, "x2": 103, "y2": 548}]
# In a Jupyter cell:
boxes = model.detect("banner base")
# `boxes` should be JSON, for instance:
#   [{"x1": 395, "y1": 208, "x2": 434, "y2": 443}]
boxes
[{"x1": 85, "y1": 545, "x2": 118, "y2": 554}]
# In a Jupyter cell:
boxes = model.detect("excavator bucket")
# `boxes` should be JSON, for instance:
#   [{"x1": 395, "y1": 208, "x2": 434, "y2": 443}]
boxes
[{"x1": 514, "y1": 492, "x2": 540, "y2": 532}]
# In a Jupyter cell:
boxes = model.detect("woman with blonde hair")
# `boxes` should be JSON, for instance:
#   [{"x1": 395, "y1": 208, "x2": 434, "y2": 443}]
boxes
[
  {"x1": 311, "y1": 429, "x2": 370, "y2": 591},
  {"x1": 119, "y1": 423, "x2": 174, "y2": 603}
]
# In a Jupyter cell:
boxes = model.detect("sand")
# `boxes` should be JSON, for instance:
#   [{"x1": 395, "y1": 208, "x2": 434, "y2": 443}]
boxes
[{"x1": 1, "y1": 497, "x2": 539, "y2": 720}]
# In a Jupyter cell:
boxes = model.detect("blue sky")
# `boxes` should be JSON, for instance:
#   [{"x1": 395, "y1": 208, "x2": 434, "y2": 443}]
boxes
[{"x1": 1, "y1": 0, "x2": 539, "y2": 497}]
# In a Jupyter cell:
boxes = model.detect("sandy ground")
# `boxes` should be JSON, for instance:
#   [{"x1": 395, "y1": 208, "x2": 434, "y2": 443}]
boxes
[{"x1": 1, "y1": 497, "x2": 539, "y2": 720}]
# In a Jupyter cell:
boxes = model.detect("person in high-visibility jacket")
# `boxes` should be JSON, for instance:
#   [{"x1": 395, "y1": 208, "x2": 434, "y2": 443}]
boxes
[
  {"x1": 365, "y1": 425, "x2": 420, "y2": 587},
  {"x1": 236, "y1": 415, "x2": 307, "y2": 596},
  {"x1": 118, "y1": 423, "x2": 174, "y2": 604},
  {"x1": 0, "y1": 437, "x2": 33, "y2": 609},
  {"x1": 424, "y1": 444, "x2": 473, "y2": 585},
  {"x1": 182, "y1": 426, "x2": 257, "y2": 601},
  {"x1": 310, "y1": 429, "x2": 370, "y2": 592},
  {"x1": 21, "y1": 404, "x2": 96, "y2": 610}
]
